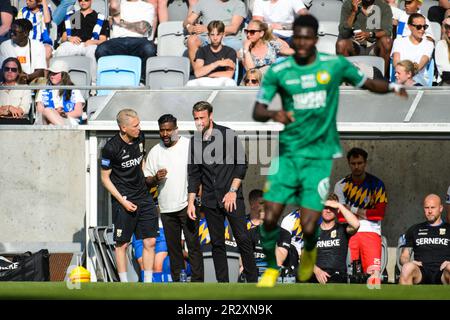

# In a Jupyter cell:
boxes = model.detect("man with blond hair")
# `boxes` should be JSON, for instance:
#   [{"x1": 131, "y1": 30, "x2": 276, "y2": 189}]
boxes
[
  {"x1": 101, "y1": 108, "x2": 159, "y2": 283},
  {"x1": 399, "y1": 194, "x2": 450, "y2": 285}
]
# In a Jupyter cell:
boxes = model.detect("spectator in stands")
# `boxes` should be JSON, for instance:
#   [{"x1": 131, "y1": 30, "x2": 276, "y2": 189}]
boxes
[
  {"x1": 390, "y1": 0, "x2": 435, "y2": 41},
  {"x1": 35, "y1": 59, "x2": 84, "y2": 125},
  {"x1": 435, "y1": 16, "x2": 450, "y2": 85},
  {"x1": 428, "y1": 0, "x2": 450, "y2": 25},
  {"x1": 17, "y1": 0, "x2": 53, "y2": 63},
  {"x1": 312, "y1": 193, "x2": 360, "y2": 284},
  {"x1": 399, "y1": 194, "x2": 450, "y2": 285},
  {"x1": 54, "y1": 0, "x2": 109, "y2": 84},
  {"x1": 246, "y1": 189, "x2": 264, "y2": 229},
  {"x1": 334, "y1": 147, "x2": 387, "y2": 277},
  {"x1": 143, "y1": 113, "x2": 204, "y2": 282},
  {"x1": 252, "y1": 0, "x2": 308, "y2": 45},
  {"x1": 96, "y1": 0, "x2": 156, "y2": 82},
  {"x1": 0, "y1": 0, "x2": 14, "y2": 44},
  {"x1": 0, "y1": 57, "x2": 32, "y2": 119},
  {"x1": 395, "y1": 59, "x2": 421, "y2": 86},
  {"x1": 241, "y1": 68, "x2": 262, "y2": 87},
  {"x1": 186, "y1": 20, "x2": 237, "y2": 87},
  {"x1": 187, "y1": 101, "x2": 258, "y2": 283},
  {"x1": 391, "y1": 13, "x2": 434, "y2": 86},
  {"x1": 237, "y1": 20, "x2": 293, "y2": 74},
  {"x1": 0, "y1": 19, "x2": 46, "y2": 84},
  {"x1": 183, "y1": 0, "x2": 246, "y2": 66},
  {"x1": 154, "y1": 0, "x2": 197, "y2": 24},
  {"x1": 336, "y1": 0, "x2": 393, "y2": 77}
]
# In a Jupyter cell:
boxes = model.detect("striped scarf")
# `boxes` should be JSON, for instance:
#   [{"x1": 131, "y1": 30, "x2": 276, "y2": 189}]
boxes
[
  {"x1": 64, "y1": 10, "x2": 105, "y2": 41},
  {"x1": 20, "y1": 5, "x2": 53, "y2": 45}
]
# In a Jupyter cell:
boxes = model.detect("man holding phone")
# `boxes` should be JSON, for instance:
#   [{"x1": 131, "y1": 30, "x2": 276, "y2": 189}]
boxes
[
  {"x1": 336, "y1": 0, "x2": 393, "y2": 77},
  {"x1": 144, "y1": 114, "x2": 204, "y2": 282}
]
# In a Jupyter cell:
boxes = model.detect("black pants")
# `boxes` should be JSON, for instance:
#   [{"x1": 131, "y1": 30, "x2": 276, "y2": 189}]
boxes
[
  {"x1": 203, "y1": 201, "x2": 258, "y2": 282},
  {"x1": 160, "y1": 206, "x2": 204, "y2": 282}
]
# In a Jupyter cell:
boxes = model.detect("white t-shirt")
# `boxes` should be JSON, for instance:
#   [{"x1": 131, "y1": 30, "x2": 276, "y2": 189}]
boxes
[
  {"x1": 252, "y1": 0, "x2": 306, "y2": 38},
  {"x1": 435, "y1": 40, "x2": 450, "y2": 75},
  {"x1": 0, "y1": 39, "x2": 46, "y2": 74},
  {"x1": 391, "y1": 36, "x2": 434, "y2": 86},
  {"x1": 391, "y1": 7, "x2": 434, "y2": 40},
  {"x1": 111, "y1": 0, "x2": 155, "y2": 39},
  {"x1": 143, "y1": 136, "x2": 190, "y2": 213}
]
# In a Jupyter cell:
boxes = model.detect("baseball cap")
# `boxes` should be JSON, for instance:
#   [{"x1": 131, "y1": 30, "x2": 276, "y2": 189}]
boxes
[{"x1": 48, "y1": 60, "x2": 69, "y2": 73}]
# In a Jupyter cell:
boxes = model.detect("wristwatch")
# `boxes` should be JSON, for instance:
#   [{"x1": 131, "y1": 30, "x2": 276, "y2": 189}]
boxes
[{"x1": 229, "y1": 186, "x2": 238, "y2": 193}]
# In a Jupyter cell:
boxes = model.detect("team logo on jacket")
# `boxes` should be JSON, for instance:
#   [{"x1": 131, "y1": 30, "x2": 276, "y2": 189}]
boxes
[
  {"x1": 116, "y1": 229, "x2": 122, "y2": 238},
  {"x1": 316, "y1": 71, "x2": 331, "y2": 85},
  {"x1": 139, "y1": 143, "x2": 143, "y2": 153},
  {"x1": 440, "y1": 228, "x2": 446, "y2": 235},
  {"x1": 331, "y1": 230, "x2": 337, "y2": 238}
]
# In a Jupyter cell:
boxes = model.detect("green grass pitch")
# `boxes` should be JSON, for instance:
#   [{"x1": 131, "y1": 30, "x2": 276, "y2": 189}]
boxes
[{"x1": 0, "y1": 282, "x2": 449, "y2": 300}]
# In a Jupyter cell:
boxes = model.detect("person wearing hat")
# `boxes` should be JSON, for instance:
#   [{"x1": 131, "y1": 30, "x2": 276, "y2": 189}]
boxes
[{"x1": 35, "y1": 59, "x2": 85, "y2": 125}]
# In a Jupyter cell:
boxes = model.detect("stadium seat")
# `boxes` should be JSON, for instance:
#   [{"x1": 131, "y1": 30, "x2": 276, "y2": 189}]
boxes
[
  {"x1": 346, "y1": 55, "x2": 386, "y2": 77},
  {"x1": 96, "y1": 55, "x2": 142, "y2": 96},
  {"x1": 203, "y1": 251, "x2": 241, "y2": 283},
  {"x1": 88, "y1": 227, "x2": 108, "y2": 282},
  {"x1": 167, "y1": 0, "x2": 189, "y2": 21},
  {"x1": 145, "y1": 56, "x2": 190, "y2": 88},
  {"x1": 429, "y1": 21, "x2": 442, "y2": 41},
  {"x1": 318, "y1": 21, "x2": 340, "y2": 37},
  {"x1": 381, "y1": 235, "x2": 388, "y2": 280},
  {"x1": 93, "y1": 226, "x2": 119, "y2": 282},
  {"x1": 316, "y1": 34, "x2": 337, "y2": 55},
  {"x1": 50, "y1": 56, "x2": 92, "y2": 99},
  {"x1": 157, "y1": 21, "x2": 187, "y2": 57},
  {"x1": 309, "y1": 0, "x2": 343, "y2": 23}
]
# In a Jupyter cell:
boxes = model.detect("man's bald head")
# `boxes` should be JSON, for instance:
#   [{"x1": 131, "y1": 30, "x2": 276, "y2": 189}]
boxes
[{"x1": 423, "y1": 194, "x2": 443, "y2": 225}]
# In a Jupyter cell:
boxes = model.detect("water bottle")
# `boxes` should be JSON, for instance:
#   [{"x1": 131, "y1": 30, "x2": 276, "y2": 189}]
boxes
[{"x1": 180, "y1": 269, "x2": 187, "y2": 283}]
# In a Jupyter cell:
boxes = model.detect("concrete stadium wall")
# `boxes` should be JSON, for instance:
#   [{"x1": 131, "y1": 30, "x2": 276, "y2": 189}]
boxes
[{"x1": 0, "y1": 128, "x2": 86, "y2": 248}]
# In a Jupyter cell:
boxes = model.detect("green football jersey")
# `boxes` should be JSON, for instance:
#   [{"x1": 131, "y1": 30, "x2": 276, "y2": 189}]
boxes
[{"x1": 256, "y1": 53, "x2": 366, "y2": 159}]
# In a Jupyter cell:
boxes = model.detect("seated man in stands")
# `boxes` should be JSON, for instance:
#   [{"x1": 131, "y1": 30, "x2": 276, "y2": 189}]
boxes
[
  {"x1": 96, "y1": 0, "x2": 156, "y2": 82},
  {"x1": 0, "y1": 0, "x2": 13, "y2": 44},
  {"x1": 186, "y1": 20, "x2": 236, "y2": 87},
  {"x1": 399, "y1": 194, "x2": 450, "y2": 285},
  {"x1": 336, "y1": 0, "x2": 393, "y2": 77},
  {"x1": 252, "y1": 0, "x2": 308, "y2": 45},
  {"x1": 391, "y1": 13, "x2": 434, "y2": 86},
  {"x1": 183, "y1": 0, "x2": 246, "y2": 66},
  {"x1": 54, "y1": 0, "x2": 109, "y2": 84},
  {"x1": 17, "y1": 0, "x2": 53, "y2": 63},
  {"x1": 0, "y1": 19, "x2": 46, "y2": 83},
  {"x1": 313, "y1": 193, "x2": 360, "y2": 284}
]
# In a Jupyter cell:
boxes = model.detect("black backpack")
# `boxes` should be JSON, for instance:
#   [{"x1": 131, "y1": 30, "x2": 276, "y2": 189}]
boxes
[{"x1": 0, "y1": 249, "x2": 50, "y2": 281}]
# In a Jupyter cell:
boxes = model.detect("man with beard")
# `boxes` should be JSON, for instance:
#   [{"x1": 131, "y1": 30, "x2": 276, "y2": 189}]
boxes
[{"x1": 187, "y1": 101, "x2": 257, "y2": 283}]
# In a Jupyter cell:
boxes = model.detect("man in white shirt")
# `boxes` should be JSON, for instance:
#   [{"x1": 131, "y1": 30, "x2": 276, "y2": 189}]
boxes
[
  {"x1": 391, "y1": 13, "x2": 434, "y2": 86},
  {"x1": 144, "y1": 114, "x2": 204, "y2": 282},
  {"x1": 252, "y1": 0, "x2": 308, "y2": 43},
  {"x1": 0, "y1": 19, "x2": 46, "y2": 83},
  {"x1": 95, "y1": 0, "x2": 156, "y2": 82}
]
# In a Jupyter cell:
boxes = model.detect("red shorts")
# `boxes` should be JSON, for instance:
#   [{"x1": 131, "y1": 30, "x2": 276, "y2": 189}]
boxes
[{"x1": 349, "y1": 232, "x2": 381, "y2": 274}]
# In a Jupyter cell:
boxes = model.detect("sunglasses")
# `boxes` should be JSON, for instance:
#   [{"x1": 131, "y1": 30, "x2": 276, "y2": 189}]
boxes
[
  {"x1": 244, "y1": 78, "x2": 259, "y2": 84},
  {"x1": 78, "y1": 0, "x2": 91, "y2": 2},
  {"x1": 244, "y1": 29, "x2": 261, "y2": 35},
  {"x1": 4, "y1": 67, "x2": 18, "y2": 73},
  {"x1": 324, "y1": 206, "x2": 338, "y2": 213},
  {"x1": 410, "y1": 23, "x2": 429, "y2": 30}
]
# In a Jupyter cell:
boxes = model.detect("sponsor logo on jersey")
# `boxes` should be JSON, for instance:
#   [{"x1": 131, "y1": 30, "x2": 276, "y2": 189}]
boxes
[
  {"x1": 293, "y1": 90, "x2": 327, "y2": 109},
  {"x1": 416, "y1": 237, "x2": 450, "y2": 246},
  {"x1": 300, "y1": 74, "x2": 317, "y2": 89},
  {"x1": 440, "y1": 228, "x2": 446, "y2": 235},
  {"x1": 286, "y1": 79, "x2": 301, "y2": 85},
  {"x1": 101, "y1": 158, "x2": 111, "y2": 167},
  {"x1": 331, "y1": 230, "x2": 337, "y2": 238},
  {"x1": 116, "y1": 229, "x2": 122, "y2": 238},
  {"x1": 121, "y1": 155, "x2": 143, "y2": 169},
  {"x1": 316, "y1": 239, "x2": 340, "y2": 248},
  {"x1": 316, "y1": 71, "x2": 331, "y2": 85},
  {"x1": 122, "y1": 154, "x2": 130, "y2": 160}
]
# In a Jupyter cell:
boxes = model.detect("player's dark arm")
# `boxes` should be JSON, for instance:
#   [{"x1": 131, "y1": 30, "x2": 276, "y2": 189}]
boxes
[
  {"x1": 145, "y1": 175, "x2": 158, "y2": 188},
  {"x1": 253, "y1": 102, "x2": 295, "y2": 124},
  {"x1": 362, "y1": 79, "x2": 408, "y2": 97}
]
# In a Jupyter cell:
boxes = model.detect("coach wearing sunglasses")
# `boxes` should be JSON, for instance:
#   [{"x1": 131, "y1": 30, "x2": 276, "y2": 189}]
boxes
[
  {"x1": 391, "y1": 13, "x2": 434, "y2": 86},
  {"x1": 0, "y1": 57, "x2": 32, "y2": 119}
]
